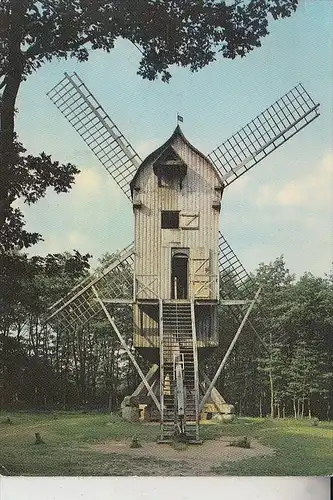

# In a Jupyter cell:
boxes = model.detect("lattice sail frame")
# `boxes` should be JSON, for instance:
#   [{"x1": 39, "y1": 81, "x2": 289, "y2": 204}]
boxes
[
  {"x1": 209, "y1": 83, "x2": 320, "y2": 186},
  {"x1": 46, "y1": 73, "x2": 320, "y2": 331},
  {"x1": 47, "y1": 72, "x2": 141, "y2": 200},
  {"x1": 46, "y1": 244, "x2": 134, "y2": 334},
  {"x1": 218, "y1": 234, "x2": 255, "y2": 300}
]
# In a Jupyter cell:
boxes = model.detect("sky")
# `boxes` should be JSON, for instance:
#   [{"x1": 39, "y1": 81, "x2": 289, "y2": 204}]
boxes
[{"x1": 15, "y1": 0, "x2": 333, "y2": 279}]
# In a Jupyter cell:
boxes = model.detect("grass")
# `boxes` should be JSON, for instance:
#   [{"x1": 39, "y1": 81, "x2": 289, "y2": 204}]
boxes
[
  {"x1": 210, "y1": 417, "x2": 333, "y2": 476},
  {"x1": 0, "y1": 411, "x2": 332, "y2": 476},
  {"x1": 0, "y1": 411, "x2": 164, "y2": 476}
]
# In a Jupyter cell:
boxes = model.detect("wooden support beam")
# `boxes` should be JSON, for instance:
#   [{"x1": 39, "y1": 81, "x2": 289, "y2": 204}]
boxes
[
  {"x1": 159, "y1": 299, "x2": 165, "y2": 436},
  {"x1": 131, "y1": 364, "x2": 159, "y2": 397},
  {"x1": 199, "y1": 288, "x2": 261, "y2": 412},
  {"x1": 219, "y1": 299, "x2": 253, "y2": 305},
  {"x1": 190, "y1": 300, "x2": 200, "y2": 440},
  {"x1": 175, "y1": 363, "x2": 185, "y2": 417},
  {"x1": 96, "y1": 298, "x2": 133, "y2": 305},
  {"x1": 92, "y1": 286, "x2": 161, "y2": 412},
  {"x1": 199, "y1": 370, "x2": 227, "y2": 407}
]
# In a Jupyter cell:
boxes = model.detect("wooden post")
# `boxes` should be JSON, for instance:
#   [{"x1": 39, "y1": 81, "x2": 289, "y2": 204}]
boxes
[
  {"x1": 190, "y1": 300, "x2": 200, "y2": 440},
  {"x1": 130, "y1": 364, "x2": 159, "y2": 397},
  {"x1": 159, "y1": 299, "x2": 164, "y2": 439},
  {"x1": 92, "y1": 286, "x2": 160, "y2": 412},
  {"x1": 199, "y1": 288, "x2": 261, "y2": 412}
]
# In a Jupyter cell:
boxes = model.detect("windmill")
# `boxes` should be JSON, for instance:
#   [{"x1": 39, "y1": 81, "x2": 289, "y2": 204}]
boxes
[{"x1": 45, "y1": 73, "x2": 319, "y2": 443}]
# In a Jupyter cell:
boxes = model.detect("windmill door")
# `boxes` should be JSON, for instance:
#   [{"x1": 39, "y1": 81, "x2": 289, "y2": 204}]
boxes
[
  {"x1": 171, "y1": 248, "x2": 189, "y2": 299},
  {"x1": 189, "y1": 248, "x2": 213, "y2": 299}
]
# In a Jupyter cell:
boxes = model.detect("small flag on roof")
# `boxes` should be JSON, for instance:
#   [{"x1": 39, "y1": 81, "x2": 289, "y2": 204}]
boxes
[{"x1": 177, "y1": 113, "x2": 183, "y2": 123}]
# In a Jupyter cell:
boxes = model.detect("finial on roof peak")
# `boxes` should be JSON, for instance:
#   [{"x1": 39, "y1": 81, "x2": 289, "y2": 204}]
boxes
[{"x1": 177, "y1": 113, "x2": 184, "y2": 125}]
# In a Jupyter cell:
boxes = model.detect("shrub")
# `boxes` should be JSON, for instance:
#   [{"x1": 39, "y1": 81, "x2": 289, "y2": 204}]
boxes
[{"x1": 228, "y1": 436, "x2": 251, "y2": 448}]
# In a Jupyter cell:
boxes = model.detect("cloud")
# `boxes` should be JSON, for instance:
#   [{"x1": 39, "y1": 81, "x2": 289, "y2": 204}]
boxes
[
  {"x1": 67, "y1": 230, "x2": 88, "y2": 247},
  {"x1": 256, "y1": 151, "x2": 333, "y2": 208},
  {"x1": 69, "y1": 164, "x2": 125, "y2": 209},
  {"x1": 220, "y1": 150, "x2": 332, "y2": 277},
  {"x1": 225, "y1": 174, "x2": 249, "y2": 195},
  {"x1": 135, "y1": 139, "x2": 160, "y2": 160},
  {"x1": 74, "y1": 167, "x2": 102, "y2": 196},
  {"x1": 15, "y1": 160, "x2": 132, "y2": 264}
]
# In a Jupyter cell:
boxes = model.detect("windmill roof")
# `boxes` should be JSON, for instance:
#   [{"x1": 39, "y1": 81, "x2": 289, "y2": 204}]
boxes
[{"x1": 130, "y1": 125, "x2": 223, "y2": 194}]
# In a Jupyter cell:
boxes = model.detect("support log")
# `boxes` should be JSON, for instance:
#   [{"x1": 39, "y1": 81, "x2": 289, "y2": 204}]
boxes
[
  {"x1": 92, "y1": 286, "x2": 160, "y2": 412},
  {"x1": 199, "y1": 288, "x2": 261, "y2": 412}
]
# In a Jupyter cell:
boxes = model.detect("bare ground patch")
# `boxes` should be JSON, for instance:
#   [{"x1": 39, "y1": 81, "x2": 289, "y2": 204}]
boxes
[{"x1": 89, "y1": 437, "x2": 275, "y2": 475}]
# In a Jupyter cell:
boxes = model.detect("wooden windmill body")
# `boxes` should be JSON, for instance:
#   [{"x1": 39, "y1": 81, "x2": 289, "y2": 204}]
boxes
[
  {"x1": 46, "y1": 73, "x2": 320, "y2": 443},
  {"x1": 132, "y1": 126, "x2": 221, "y2": 351}
]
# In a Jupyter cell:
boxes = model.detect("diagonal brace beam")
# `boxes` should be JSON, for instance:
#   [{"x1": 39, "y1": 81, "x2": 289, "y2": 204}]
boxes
[
  {"x1": 199, "y1": 287, "x2": 261, "y2": 412},
  {"x1": 130, "y1": 364, "x2": 159, "y2": 398},
  {"x1": 199, "y1": 369, "x2": 228, "y2": 411},
  {"x1": 92, "y1": 286, "x2": 161, "y2": 412}
]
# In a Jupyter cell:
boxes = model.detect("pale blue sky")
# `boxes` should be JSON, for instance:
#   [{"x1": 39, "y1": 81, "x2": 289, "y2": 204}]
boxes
[{"x1": 15, "y1": 0, "x2": 333, "y2": 277}]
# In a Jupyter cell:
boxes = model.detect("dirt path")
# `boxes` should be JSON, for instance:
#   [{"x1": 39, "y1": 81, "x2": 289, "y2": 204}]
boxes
[{"x1": 90, "y1": 437, "x2": 274, "y2": 475}]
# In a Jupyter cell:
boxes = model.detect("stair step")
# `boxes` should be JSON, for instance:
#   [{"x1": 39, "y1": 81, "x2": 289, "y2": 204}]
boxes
[{"x1": 160, "y1": 300, "x2": 200, "y2": 443}]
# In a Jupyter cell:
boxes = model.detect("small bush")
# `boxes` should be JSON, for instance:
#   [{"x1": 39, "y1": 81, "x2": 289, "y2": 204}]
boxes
[
  {"x1": 311, "y1": 417, "x2": 320, "y2": 427},
  {"x1": 34, "y1": 432, "x2": 45, "y2": 445},
  {"x1": 1, "y1": 418, "x2": 13, "y2": 425},
  {"x1": 171, "y1": 441, "x2": 188, "y2": 451},
  {"x1": 228, "y1": 436, "x2": 251, "y2": 449},
  {"x1": 173, "y1": 432, "x2": 189, "y2": 444},
  {"x1": 130, "y1": 436, "x2": 142, "y2": 449}
]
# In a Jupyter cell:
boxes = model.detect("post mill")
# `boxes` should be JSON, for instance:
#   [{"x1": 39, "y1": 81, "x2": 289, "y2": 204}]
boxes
[{"x1": 45, "y1": 73, "x2": 319, "y2": 443}]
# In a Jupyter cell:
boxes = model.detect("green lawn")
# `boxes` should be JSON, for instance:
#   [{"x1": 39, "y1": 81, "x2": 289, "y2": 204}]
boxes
[
  {"x1": 209, "y1": 417, "x2": 333, "y2": 476},
  {"x1": 0, "y1": 411, "x2": 332, "y2": 476}
]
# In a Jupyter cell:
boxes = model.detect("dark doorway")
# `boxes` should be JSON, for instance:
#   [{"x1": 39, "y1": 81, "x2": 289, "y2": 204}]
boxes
[{"x1": 171, "y1": 249, "x2": 189, "y2": 299}]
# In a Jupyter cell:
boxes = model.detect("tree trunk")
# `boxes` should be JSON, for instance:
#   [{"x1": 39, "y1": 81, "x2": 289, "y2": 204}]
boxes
[
  {"x1": 269, "y1": 369, "x2": 274, "y2": 418},
  {"x1": 108, "y1": 391, "x2": 113, "y2": 413},
  {"x1": 308, "y1": 398, "x2": 311, "y2": 419},
  {"x1": 259, "y1": 394, "x2": 262, "y2": 418},
  {"x1": 293, "y1": 398, "x2": 297, "y2": 419},
  {"x1": 268, "y1": 330, "x2": 274, "y2": 418},
  {"x1": 282, "y1": 403, "x2": 285, "y2": 419},
  {"x1": 0, "y1": 1, "x2": 26, "y2": 228}
]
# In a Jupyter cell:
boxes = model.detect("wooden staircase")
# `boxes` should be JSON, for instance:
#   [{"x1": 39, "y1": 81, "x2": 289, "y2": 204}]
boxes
[{"x1": 159, "y1": 300, "x2": 201, "y2": 443}]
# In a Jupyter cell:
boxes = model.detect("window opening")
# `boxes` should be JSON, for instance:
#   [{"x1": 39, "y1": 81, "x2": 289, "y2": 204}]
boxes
[{"x1": 161, "y1": 211, "x2": 179, "y2": 229}]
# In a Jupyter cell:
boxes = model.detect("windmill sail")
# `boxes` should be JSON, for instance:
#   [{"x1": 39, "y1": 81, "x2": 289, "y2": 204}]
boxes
[
  {"x1": 218, "y1": 233, "x2": 255, "y2": 300},
  {"x1": 209, "y1": 84, "x2": 320, "y2": 186},
  {"x1": 47, "y1": 72, "x2": 141, "y2": 200},
  {"x1": 46, "y1": 243, "x2": 134, "y2": 333}
]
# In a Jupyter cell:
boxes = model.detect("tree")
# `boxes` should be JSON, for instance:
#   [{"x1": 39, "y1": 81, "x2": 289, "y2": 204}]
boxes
[
  {"x1": 287, "y1": 341, "x2": 321, "y2": 419},
  {"x1": 285, "y1": 273, "x2": 333, "y2": 419},
  {"x1": 1, "y1": 0, "x2": 299, "y2": 240},
  {"x1": 251, "y1": 256, "x2": 295, "y2": 417},
  {"x1": 0, "y1": 249, "x2": 91, "y2": 408},
  {"x1": 0, "y1": 139, "x2": 79, "y2": 250}
]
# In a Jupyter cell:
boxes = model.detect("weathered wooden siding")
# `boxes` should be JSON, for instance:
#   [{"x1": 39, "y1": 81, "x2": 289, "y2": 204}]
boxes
[
  {"x1": 133, "y1": 303, "x2": 159, "y2": 348},
  {"x1": 133, "y1": 133, "x2": 222, "y2": 301},
  {"x1": 133, "y1": 303, "x2": 218, "y2": 348}
]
